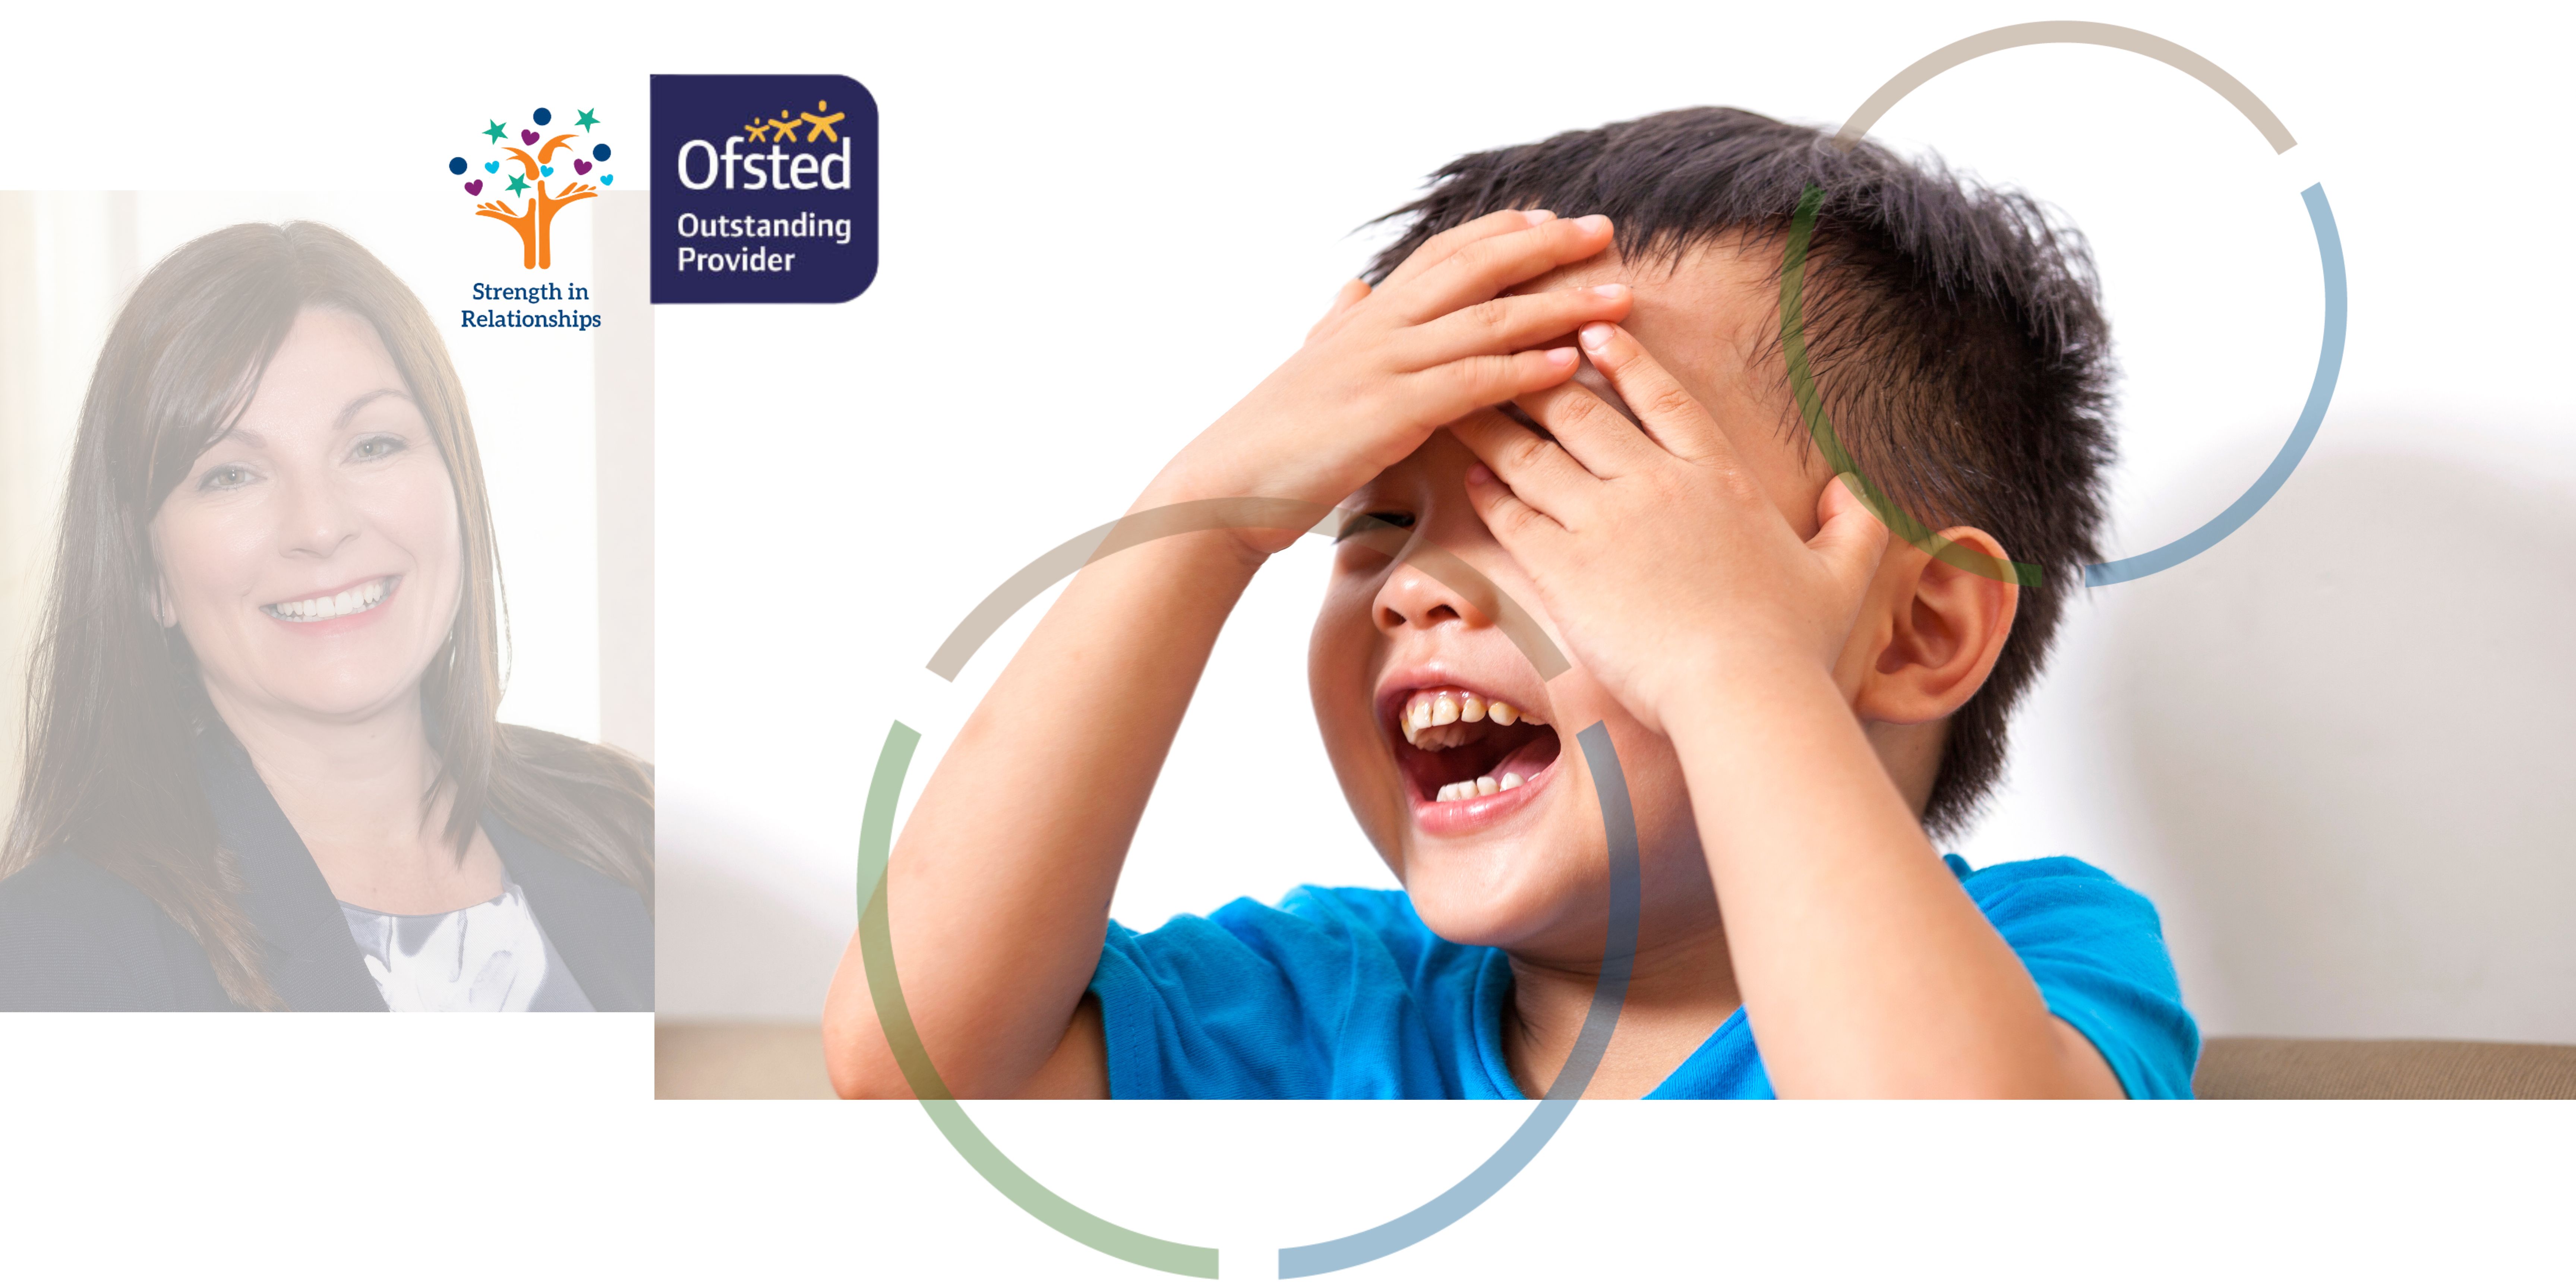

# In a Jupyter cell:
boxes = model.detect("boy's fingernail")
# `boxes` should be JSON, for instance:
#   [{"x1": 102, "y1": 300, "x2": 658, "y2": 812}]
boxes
[
  {"x1": 1575, "y1": 214, "x2": 1610, "y2": 235},
  {"x1": 1544, "y1": 346, "x2": 1578, "y2": 366},
  {"x1": 1524, "y1": 209, "x2": 1554, "y2": 225},
  {"x1": 1468, "y1": 463, "x2": 1495, "y2": 485},
  {"x1": 1579, "y1": 323, "x2": 1614, "y2": 351},
  {"x1": 1589, "y1": 283, "x2": 1627, "y2": 299}
]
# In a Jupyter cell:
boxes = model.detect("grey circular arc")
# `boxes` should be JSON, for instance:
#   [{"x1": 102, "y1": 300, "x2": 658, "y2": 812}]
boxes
[
  {"x1": 1827, "y1": 21, "x2": 2346, "y2": 587},
  {"x1": 860, "y1": 499, "x2": 1642, "y2": 1280}
]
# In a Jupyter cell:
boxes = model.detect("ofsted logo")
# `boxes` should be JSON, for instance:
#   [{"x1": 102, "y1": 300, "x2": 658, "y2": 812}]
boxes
[
  {"x1": 674, "y1": 111, "x2": 858, "y2": 193},
  {"x1": 652, "y1": 74, "x2": 878, "y2": 304}
]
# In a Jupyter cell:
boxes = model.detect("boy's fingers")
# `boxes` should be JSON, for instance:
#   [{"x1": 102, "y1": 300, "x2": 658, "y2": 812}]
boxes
[
  {"x1": 1448, "y1": 407, "x2": 1598, "y2": 522},
  {"x1": 1401, "y1": 347, "x2": 1580, "y2": 428},
  {"x1": 1813, "y1": 473, "x2": 1893, "y2": 594},
  {"x1": 1395, "y1": 283, "x2": 1631, "y2": 372},
  {"x1": 1383, "y1": 214, "x2": 1615, "y2": 325},
  {"x1": 1575, "y1": 323, "x2": 1731, "y2": 465},
  {"x1": 1305, "y1": 279, "x2": 1371, "y2": 343},
  {"x1": 1462, "y1": 458, "x2": 1568, "y2": 551},
  {"x1": 1513, "y1": 374, "x2": 1659, "y2": 480},
  {"x1": 1379, "y1": 208, "x2": 1554, "y2": 293}
]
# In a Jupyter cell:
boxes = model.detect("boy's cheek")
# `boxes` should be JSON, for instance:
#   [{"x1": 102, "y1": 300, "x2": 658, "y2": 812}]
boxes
[{"x1": 1306, "y1": 618, "x2": 1407, "y2": 860}]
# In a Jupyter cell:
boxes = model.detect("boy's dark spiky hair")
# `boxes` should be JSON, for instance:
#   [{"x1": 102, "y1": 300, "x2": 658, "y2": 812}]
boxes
[{"x1": 1364, "y1": 107, "x2": 2117, "y2": 835}]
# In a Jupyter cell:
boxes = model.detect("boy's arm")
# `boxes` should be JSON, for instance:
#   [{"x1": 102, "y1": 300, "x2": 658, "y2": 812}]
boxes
[
  {"x1": 1658, "y1": 654, "x2": 2124, "y2": 1097},
  {"x1": 1454, "y1": 320, "x2": 2122, "y2": 1098},
  {"x1": 822, "y1": 211, "x2": 1632, "y2": 1099}
]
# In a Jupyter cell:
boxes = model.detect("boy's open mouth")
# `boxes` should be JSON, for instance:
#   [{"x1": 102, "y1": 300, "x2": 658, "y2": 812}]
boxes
[{"x1": 1383, "y1": 684, "x2": 1562, "y2": 809}]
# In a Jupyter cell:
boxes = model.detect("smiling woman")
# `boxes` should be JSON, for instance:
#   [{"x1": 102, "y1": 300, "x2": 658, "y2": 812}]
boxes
[{"x1": 0, "y1": 222, "x2": 651, "y2": 1011}]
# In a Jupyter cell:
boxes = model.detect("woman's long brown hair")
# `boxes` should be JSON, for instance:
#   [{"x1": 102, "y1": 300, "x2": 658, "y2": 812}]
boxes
[{"x1": 1, "y1": 221, "x2": 650, "y2": 1008}]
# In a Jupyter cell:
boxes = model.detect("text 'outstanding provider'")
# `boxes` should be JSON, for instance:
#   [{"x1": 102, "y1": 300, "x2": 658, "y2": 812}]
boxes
[{"x1": 670, "y1": 211, "x2": 853, "y2": 274}]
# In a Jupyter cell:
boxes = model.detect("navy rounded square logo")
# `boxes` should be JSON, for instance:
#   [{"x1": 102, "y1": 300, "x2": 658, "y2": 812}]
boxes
[{"x1": 652, "y1": 74, "x2": 878, "y2": 303}]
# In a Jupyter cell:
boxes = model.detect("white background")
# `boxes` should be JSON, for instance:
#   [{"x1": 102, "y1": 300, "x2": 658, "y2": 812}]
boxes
[{"x1": 4, "y1": 2, "x2": 2571, "y2": 1283}]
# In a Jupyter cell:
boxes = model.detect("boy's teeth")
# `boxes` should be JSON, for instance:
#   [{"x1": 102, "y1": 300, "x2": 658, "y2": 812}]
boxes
[
  {"x1": 1434, "y1": 772, "x2": 1526, "y2": 802},
  {"x1": 1399, "y1": 687, "x2": 1545, "y2": 749}
]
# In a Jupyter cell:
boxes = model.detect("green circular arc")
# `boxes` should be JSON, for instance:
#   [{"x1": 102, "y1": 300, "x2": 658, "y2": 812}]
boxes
[
  {"x1": 856, "y1": 720, "x2": 1221, "y2": 1278},
  {"x1": 1778, "y1": 183, "x2": 2044, "y2": 587},
  {"x1": 851, "y1": 503, "x2": 1642, "y2": 1279}
]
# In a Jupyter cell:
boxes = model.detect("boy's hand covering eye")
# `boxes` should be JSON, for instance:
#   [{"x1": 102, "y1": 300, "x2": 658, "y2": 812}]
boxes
[
  {"x1": 1453, "y1": 322, "x2": 1891, "y2": 733},
  {"x1": 1142, "y1": 209, "x2": 1633, "y2": 556}
]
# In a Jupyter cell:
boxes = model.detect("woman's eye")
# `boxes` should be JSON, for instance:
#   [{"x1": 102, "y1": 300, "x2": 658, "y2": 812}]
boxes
[
  {"x1": 197, "y1": 464, "x2": 255, "y2": 491},
  {"x1": 351, "y1": 435, "x2": 407, "y2": 461},
  {"x1": 1335, "y1": 511, "x2": 1416, "y2": 541}
]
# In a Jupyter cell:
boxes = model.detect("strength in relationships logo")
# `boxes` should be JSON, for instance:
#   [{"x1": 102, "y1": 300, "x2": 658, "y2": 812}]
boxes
[{"x1": 447, "y1": 105, "x2": 617, "y2": 270}]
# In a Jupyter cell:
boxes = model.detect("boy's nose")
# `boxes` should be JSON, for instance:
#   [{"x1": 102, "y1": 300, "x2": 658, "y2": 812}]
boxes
[{"x1": 1373, "y1": 562, "x2": 1491, "y2": 634}]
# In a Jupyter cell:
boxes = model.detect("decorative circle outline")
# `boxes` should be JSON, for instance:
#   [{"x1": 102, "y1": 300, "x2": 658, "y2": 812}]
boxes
[
  {"x1": 851, "y1": 24, "x2": 2343, "y2": 1278},
  {"x1": 857, "y1": 502, "x2": 1642, "y2": 1279},
  {"x1": 1785, "y1": 21, "x2": 2349, "y2": 587}
]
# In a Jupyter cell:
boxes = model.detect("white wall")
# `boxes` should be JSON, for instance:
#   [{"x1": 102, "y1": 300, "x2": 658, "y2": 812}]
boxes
[
  {"x1": 0, "y1": 194, "x2": 134, "y2": 823},
  {"x1": 651, "y1": 3, "x2": 2576, "y2": 1042}
]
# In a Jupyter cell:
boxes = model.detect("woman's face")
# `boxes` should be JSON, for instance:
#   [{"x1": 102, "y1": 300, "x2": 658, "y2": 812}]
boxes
[{"x1": 150, "y1": 306, "x2": 465, "y2": 727}]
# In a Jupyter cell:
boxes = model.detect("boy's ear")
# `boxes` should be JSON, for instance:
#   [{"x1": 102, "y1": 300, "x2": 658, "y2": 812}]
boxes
[{"x1": 1851, "y1": 526, "x2": 2018, "y2": 726}]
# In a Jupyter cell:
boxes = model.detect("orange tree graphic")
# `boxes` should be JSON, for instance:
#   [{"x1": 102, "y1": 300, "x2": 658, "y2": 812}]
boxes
[{"x1": 451, "y1": 106, "x2": 614, "y2": 269}]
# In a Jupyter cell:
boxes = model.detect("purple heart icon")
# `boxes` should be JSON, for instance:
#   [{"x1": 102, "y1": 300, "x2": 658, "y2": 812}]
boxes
[
  {"x1": 573, "y1": 159, "x2": 592, "y2": 175},
  {"x1": 464, "y1": 180, "x2": 483, "y2": 196},
  {"x1": 599, "y1": 174, "x2": 613, "y2": 185},
  {"x1": 520, "y1": 129, "x2": 539, "y2": 145}
]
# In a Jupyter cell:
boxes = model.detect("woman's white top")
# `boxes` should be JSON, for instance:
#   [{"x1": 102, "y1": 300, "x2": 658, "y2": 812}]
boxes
[{"x1": 339, "y1": 882, "x2": 594, "y2": 1011}]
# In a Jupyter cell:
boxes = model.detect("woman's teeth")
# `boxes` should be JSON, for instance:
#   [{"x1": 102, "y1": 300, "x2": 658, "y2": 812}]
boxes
[
  {"x1": 265, "y1": 578, "x2": 391, "y2": 623},
  {"x1": 1434, "y1": 771, "x2": 1525, "y2": 802},
  {"x1": 1399, "y1": 686, "x2": 1544, "y2": 750}
]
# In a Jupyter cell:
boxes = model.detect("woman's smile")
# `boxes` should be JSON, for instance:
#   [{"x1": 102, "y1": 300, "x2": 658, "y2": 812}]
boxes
[{"x1": 261, "y1": 573, "x2": 401, "y2": 630}]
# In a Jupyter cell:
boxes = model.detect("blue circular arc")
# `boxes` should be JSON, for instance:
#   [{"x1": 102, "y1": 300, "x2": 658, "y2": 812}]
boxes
[
  {"x1": 2083, "y1": 183, "x2": 2346, "y2": 585},
  {"x1": 860, "y1": 511, "x2": 1643, "y2": 1280},
  {"x1": 1276, "y1": 721, "x2": 1640, "y2": 1278}
]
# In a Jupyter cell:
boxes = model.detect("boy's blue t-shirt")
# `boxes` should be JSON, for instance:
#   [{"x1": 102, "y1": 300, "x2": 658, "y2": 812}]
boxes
[{"x1": 1087, "y1": 856, "x2": 2198, "y2": 1099}]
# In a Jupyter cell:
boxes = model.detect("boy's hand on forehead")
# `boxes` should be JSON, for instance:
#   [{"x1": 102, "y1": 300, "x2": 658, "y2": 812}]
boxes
[
  {"x1": 1140, "y1": 209, "x2": 1631, "y2": 555},
  {"x1": 1452, "y1": 321, "x2": 1891, "y2": 735}
]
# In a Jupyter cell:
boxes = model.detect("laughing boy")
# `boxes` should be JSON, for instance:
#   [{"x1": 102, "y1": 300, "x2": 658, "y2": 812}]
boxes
[{"x1": 825, "y1": 108, "x2": 2196, "y2": 1099}]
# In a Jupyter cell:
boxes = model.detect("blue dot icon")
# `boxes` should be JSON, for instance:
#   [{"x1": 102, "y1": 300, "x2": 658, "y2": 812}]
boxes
[
  {"x1": 592, "y1": 143, "x2": 612, "y2": 161},
  {"x1": 532, "y1": 107, "x2": 552, "y2": 126},
  {"x1": 447, "y1": 156, "x2": 467, "y2": 174}
]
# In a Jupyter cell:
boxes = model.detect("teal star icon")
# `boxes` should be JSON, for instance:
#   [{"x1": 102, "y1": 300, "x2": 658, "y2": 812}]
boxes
[
  {"x1": 505, "y1": 172, "x2": 528, "y2": 195},
  {"x1": 483, "y1": 120, "x2": 507, "y2": 144},
  {"x1": 575, "y1": 108, "x2": 599, "y2": 132}
]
